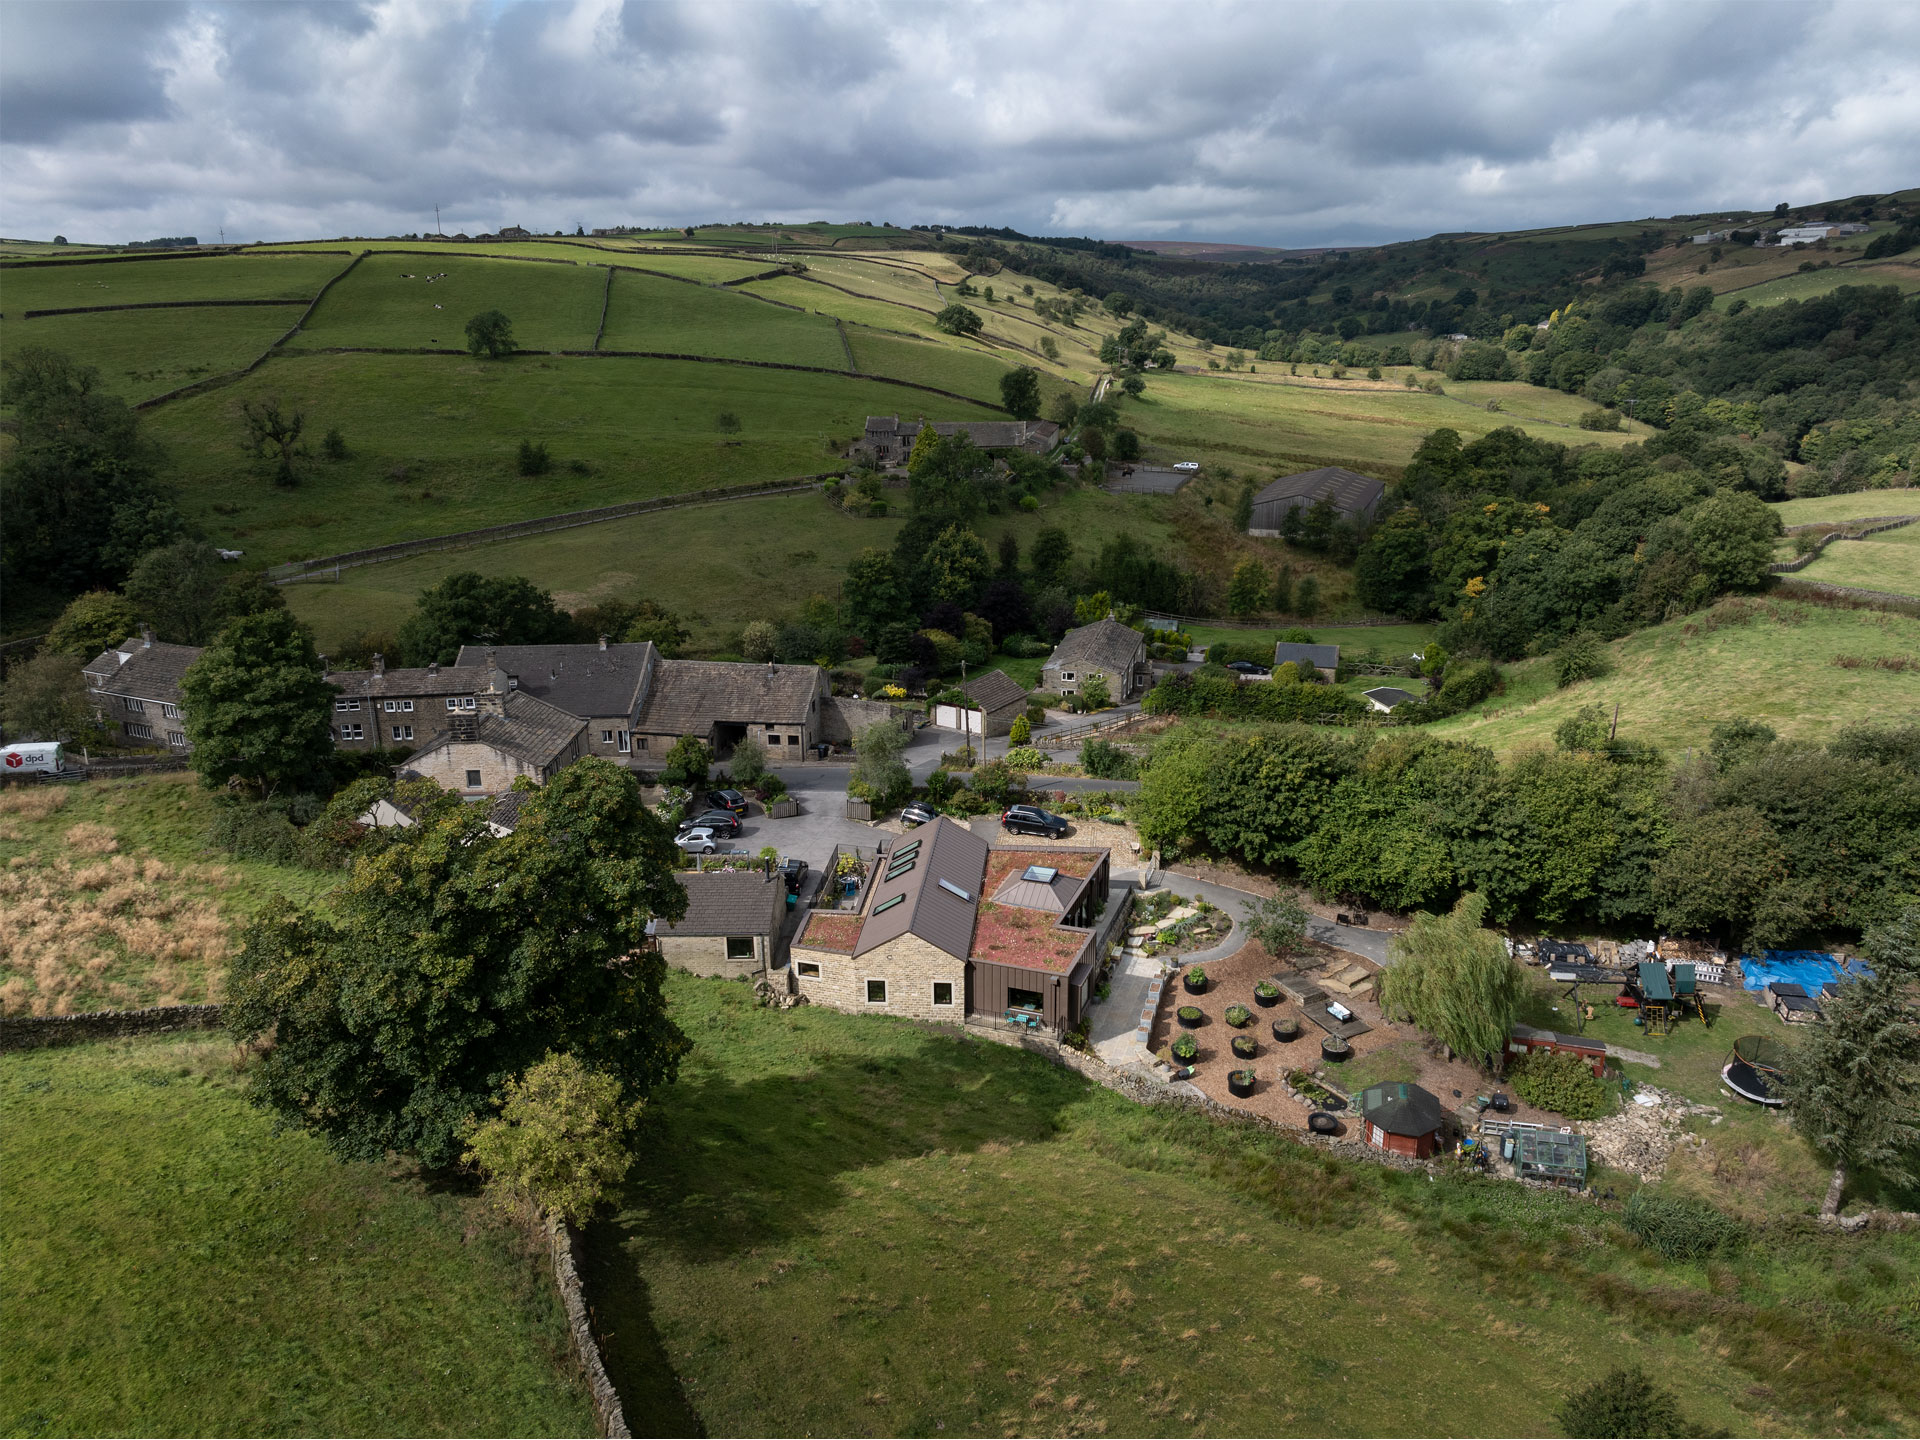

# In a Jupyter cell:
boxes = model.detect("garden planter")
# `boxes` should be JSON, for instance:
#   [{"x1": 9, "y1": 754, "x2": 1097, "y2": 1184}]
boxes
[
  {"x1": 1271, "y1": 1018, "x2": 1300, "y2": 1043},
  {"x1": 1254, "y1": 985, "x2": 1280, "y2": 1008},
  {"x1": 1228, "y1": 1069, "x2": 1257, "y2": 1099},
  {"x1": 1171, "y1": 1034, "x2": 1198, "y2": 1064},
  {"x1": 1321, "y1": 1035, "x2": 1351, "y2": 1064},
  {"x1": 1182, "y1": 972, "x2": 1208, "y2": 996},
  {"x1": 1176, "y1": 1006, "x2": 1203, "y2": 1030},
  {"x1": 1308, "y1": 1111, "x2": 1342, "y2": 1136},
  {"x1": 1231, "y1": 1035, "x2": 1259, "y2": 1061},
  {"x1": 1224, "y1": 1004, "x2": 1253, "y2": 1028}
]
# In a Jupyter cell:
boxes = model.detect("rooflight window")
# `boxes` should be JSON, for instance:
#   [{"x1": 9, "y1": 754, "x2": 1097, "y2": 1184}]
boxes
[
  {"x1": 872, "y1": 894, "x2": 904, "y2": 915},
  {"x1": 938, "y1": 878, "x2": 973, "y2": 902},
  {"x1": 1021, "y1": 865, "x2": 1058, "y2": 883},
  {"x1": 893, "y1": 839, "x2": 921, "y2": 858},
  {"x1": 885, "y1": 859, "x2": 916, "y2": 880}
]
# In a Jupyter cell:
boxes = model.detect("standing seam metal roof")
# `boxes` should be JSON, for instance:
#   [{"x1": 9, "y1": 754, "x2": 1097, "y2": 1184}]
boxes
[{"x1": 853, "y1": 816, "x2": 988, "y2": 961}]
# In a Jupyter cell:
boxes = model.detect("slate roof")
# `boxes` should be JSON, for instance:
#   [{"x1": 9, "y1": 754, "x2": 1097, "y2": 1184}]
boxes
[
  {"x1": 1359, "y1": 1082, "x2": 1447, "y2": 1136},
  {"x1": 864, "y1": 416, "x2": 1060, "y2": 451},
  {"x1": 637, "y1": 660, "x2": 820, "y2": 733},
  {"x1": 329, "y1": 663, "x2": 490, "y2": 700},
  {"x1": 82, "y1": 635, "x2": 203, "y2": 705},
  {"x1": 961, "y1": 670, "x2": 1029, "y2": 714},
  {"x1": 1045, "y1": 617, "x2": 1145, "y2": 675},
  {"x1": 1274, "y1": 642, "x2": 1340, "y2": 672},
  {"x1": 854, "y1": 817, "x2": 989, "y2": 961},
  {"x1": 1363, "y1": 686, "x2": 1419, "y2": 710},
  {"x1": 407, "y1": 691, "x2": 584, "y2": 770},
  {"x1": 486, "y1": 790, "x2": 528, "y2": 832},
  {"x1": 659, "y1": 869, "x2": 783, "y2": 937},
  {"x1": 455, "y1": 642, "x2": 657, "y2": 719},
  {"x1": 1250, "y1": 465, "x2": 1385, "y2": 523}
]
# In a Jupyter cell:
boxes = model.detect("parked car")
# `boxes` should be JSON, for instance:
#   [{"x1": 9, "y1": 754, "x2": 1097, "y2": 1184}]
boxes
[
  {"x1": 675, "y1": 827, "x2": 725, "y2": 854},
  {"x1": 705, "y1": 788, "x2": 749, "y2": 816},
  {"x1": 682, "y1": 809, "x2": 742, "y2": 837},
  {"x1": 1173, "y1": 460, "x2": 1200, "y2": 471},
  {"x1": 1226, "y1": 660, "x2": 1265, "y2": 675},
  {"x1": 1001, "y1": 804, "x2": 1069, "y2": 838},
  {"x1": 900, "y1": 801, "x2": 938, "y2": 826},
  {"x1": 779, "y1": 858, "x2": 810, "y2": 895}
]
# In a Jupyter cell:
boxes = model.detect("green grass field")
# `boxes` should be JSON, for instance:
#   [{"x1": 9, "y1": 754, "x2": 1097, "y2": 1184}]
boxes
[
  {"x1": 1427, "y1": 598, "x2": 1920, "y2": 756},
  {"x1": 585, "y1": 972, "x2": 1918, "y2": 1438},
  {"x1": 146, "y1": 353, "x2": 997, "y2": 564},
  {"x1": 1771, "y1": 489, "x2": 1920, "y2": 525},
  {"x1": 247, "y1": 239, "x2": 778, "y2": 282},
  {"x1": 1, "y1": 253, "x2": 345, "y2": 312},
  {"x1": 846, "y1": 326, "x2": 1026, "y2": 403},
  {"x1": 5, "y1": 307, "x2": 296, "y2": 402},
  {"x1": 1712, "y1": 260, "x2": 1920, "y2": 311},
  {"x1": 291, "y1": 255, "x2": 606, "y2": 352},
  {"x1": 598, "y1": 270, "x2": 849, "y2": 368},
  {"x1": 1, "y1": 1033, "x2": 593, "y2": 1436},
  {"x1": 1797, "y1": 522, "x2": 1920, "y2": 597}
]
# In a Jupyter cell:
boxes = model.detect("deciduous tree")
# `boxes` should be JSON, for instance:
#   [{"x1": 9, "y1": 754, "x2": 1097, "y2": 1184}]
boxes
[
  {"x1": 465, "y1": 309, "x2": 517, "y2": 358},
  {"x1": 179, "y1": 610, "x2": 337, "y2": 796},
  {"x1": 397, "y1": 571, "x2": 575, "y2": 666},
  {"x1": 464, "y1": 1052, "x2": 643, "y2": 1224},
  {"x1": 0, "y1": 651, "x2": 91, "y2": 742},
  {"x1": 999, "y1": 366, "x2": 1041, "y2": 420},
  {"x1": 125, "y1": 540, "x2": 231, "y2": 646},
  {"x1": 934, "y1": 303, "x2": 982, "y2": 337},
  {"x1": 1377, "y1": 893, "x2": 1521, "y2": 1067},
  {"x1": 46, "y1": 590, "x2": 142, "y2": 659}
]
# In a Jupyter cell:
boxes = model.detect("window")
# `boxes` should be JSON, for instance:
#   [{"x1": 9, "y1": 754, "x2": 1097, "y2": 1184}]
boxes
[
  {"x1": 167, "y1": 731, "x2": 187, "y2": 748},
  {"x1": 124, "y1": 698, "x2": 145, "y2": 713},
  {"x1": 865, "y1": 979, "x2": 888, "y2": 1004},
  {"x1": 383, "y1": 699, "x2": 415, "y2": 713},
  {"x1": 725, "y1": 936, "x2": 755, "y2": 960},
  {"x1": 601, "y1": 730, "x2": 615, "y2": 744},
  {"x1": 334, "y1": 698, "x2": 360, "y2": 712},
  {"x1": 1059, "y1": 671, "x2": 1075, "y2": 682},
  {"x1": 465, "y1": 770, "x2": 482, "y2": 789},
  {"x1": 635, "y1": 736, "x2": 647, "y2": 750},
  {"x1": 787, "y1": 735, "x2": 800, "y2": 748},
  {"x1": 391, "y1": 725, "x2": 413, "y2": 741},
  {"x1": 767, "y1": 733, "x2": 782, "y2": 745},
  {"x1": 932, "y1": 981, "x2": 954, "y2": 1006},
  {"x1": 125, "y1": 722, "x2": 153, "y2": 739},
  {"x1": 617, "y1": 731, "x2": 630, "y2": 754},
  {"x1": 161, "y1": 703, "x2": 179, "y2": 719},
  {"x1": 447, "y1": 697, "x2": 476, "y2": 712},
  {"x1": 402, "y1": 700, "x2": 414, "y2": 712},
  {"x1": 1007, "y1": 986, "x2": 1043, "y2": 1013},
  {"x1": 340, "y1": 723, "x2": 364, "y2": 740},
  {"x1": 796, "y1": 960, "x2": 821, "y2": 978}
]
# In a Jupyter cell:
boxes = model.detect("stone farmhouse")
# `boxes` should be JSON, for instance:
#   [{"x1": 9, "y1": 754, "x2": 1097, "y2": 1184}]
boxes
[
  {"x1": 1272, "y1": 641, "x2": 1340, "y2": 681},
  {"x1": 400, "y1": 680, "x2": 588, "y2": 798},
  {"x1": 855, "y1": 416, "x2": 1060, "y2": 466},
  {"x1": 1041, "y1": 616, "x2": 1150, "y2": 701},
  {"x1": 325, "y1": 654, "x2": 493, "y2": 750},
  {"x1": 82, "y1": 629, "x2": 200, "y2": 752},
  {"x1": 652, "y1": 867, "x2": 788, "y2": 980},
  {"x1": 1247, "y1": 465, "x2": 1386, "y2": 534},
  {"x1": 787, "y1": 817, "x2": 1118, "y2": 1034}
]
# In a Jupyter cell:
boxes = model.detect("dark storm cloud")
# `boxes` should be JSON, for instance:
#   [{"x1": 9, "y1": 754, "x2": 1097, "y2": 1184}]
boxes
[{"x1": 1, "y1": 0, "x2": 1914, "y2": 246}]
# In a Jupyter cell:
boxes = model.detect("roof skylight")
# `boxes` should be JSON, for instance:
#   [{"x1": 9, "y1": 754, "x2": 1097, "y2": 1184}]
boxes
[
  {"x1": 1021, "y1": 865, "x2": 1058, "y2": 883},
  {"x1": 938, "y1": 878, "x2": 974, "y2": 902}
]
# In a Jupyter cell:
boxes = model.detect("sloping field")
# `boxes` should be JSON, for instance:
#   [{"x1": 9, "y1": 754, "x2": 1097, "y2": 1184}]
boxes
[
  {"x1": 1, "y1": 252, "x2": 344, "y2": 311},
  {"x1": 151, "y1": 352, "x2": 998, "y2": 563},
  {"x1": 290, "y1": 255, "x2": 604, "y2": 351},
  {"x1": 1713, "y1": 260, "x2": 1920, "y2": 311},
  {"x1": 1771, "y1": 488, "x2": 1920, "y2": 525},
  {"x1": 3, "y1": 307, "x2": 297, "y2": 402},
  {"x1": 746, "y1": 273, "x2": 945, "y2": 336},
  {"x1": 248, "y1": 239, "x2": 782, "y2": 283},
  {"x1": 598, "y1": 269, "x2": 848, "y2": 368},
  {"x1": 1427, "y1": 599, "x2": 1920, "y2": 755},
  {"x1": 2, "y1": 1033, "x2": 593, "y2": 1436},
  {"x1": 845, "y1": 326, "x2": 1019, "y2": 404},
  {"x1": 1797, "y1": 522, "x2": 1920, "y2": 597}
]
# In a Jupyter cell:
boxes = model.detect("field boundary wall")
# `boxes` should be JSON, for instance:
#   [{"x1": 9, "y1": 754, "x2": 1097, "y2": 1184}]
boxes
[
  {"x1": 18, "y1": 298, "x2": 310, "y2": 319},
  {"x1": 544, "y1": 1215, "x2": 631, "y2": 1438},
  {"x1": 1768, "y1": 514, "x2": 1917, "y2": 573},
  {"x1": 0, "y1": 1002, "x2": 224, "y2": 1053},
  {"x1": 0, "y1": 247, "x2": 248, "y2": 269},
  {"x1": 1773, "y1": 577, "x2": 1920, "y2": 612}
]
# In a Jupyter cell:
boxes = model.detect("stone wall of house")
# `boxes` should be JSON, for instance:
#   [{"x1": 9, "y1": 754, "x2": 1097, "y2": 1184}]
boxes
[
  {"x1": 658, "y1": 933, "x2": 773, "y2": 980},
  {"x1": 820, "y1": 696, "x2": 909, "y2": 746},
  {"x1": 411, "y1": 742, "x2": 542, "y2": 796},
  {"x1": 0, "y1": 1003, "x2": 224, "y2": 1053},
  {"x1": 791, "y1": 932, "x2": 965, "y2": 1022}
]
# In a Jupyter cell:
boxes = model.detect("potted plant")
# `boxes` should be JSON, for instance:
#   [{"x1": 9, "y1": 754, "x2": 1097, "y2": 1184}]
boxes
[
  {"x1": 1231, "y1": 1034, "x2": 1259, "y2": 1061},
  {"x1": 1228, "y1": 1069, "x2": 1257, "y2": 1098},
  {"x1": 1171, "y1": 1032, "x2": 1198, "y2": 1064},
  {"x1": 1183, "y1": 966, "x2": 1208, "y2": 996},
  {"x1": 1254, "y1": 980, "x2": 1281, "y2": 1008},
  {"x1": 1176, "y1": 1005, "x2": 1203, "y2": 1030},
  {"x1": 1271, "y1": 1015, "x2": 1300, "y2": 1043},
  {"x1": 1224, "y1": 1004, "x2": 1253, "y2": 1028},
  {"x1": 1320, "y1": 1034, "x2": 1351, "y2": 1064}
]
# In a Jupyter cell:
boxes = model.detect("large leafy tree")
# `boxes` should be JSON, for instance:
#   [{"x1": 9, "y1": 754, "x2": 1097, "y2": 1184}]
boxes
[
  {"x1": 226, "y1": 759, "x2": 690, "y2": 1168},
  {"x1": 45, "y1": 590, "x2": 142, "y2": 659},
  {"x1": 924, "y1": 524, "x2": 992, "y2": 608},
  {"x1": 125, "y1": 540, "x2": 229, "y2": 645},
  {"x1": 0, "y1": 651, "x2": 91, "y2": 742},
  {"x1": 1352, "y1": 507, "x2": 1435, "y2": 617},
  {"x1": 934, "y1": 303, "x2": 982, "y2": 337},
  {"x1": 1377, "y1": 893, "x2": 1521, "y2": 1068},
  {"x1": 396, "y1": 571, "x2": 576, "y2": 666},
  {"x1": 465, "y1": 310, "x2": 517, "y2": 358},
  {"x1": 179, "y1": 610, "x2": 337, "y2": 796},
  {"x1": 998, "y1": 365, "x2": 1041, "y2": 420},
  {"x1": 1782, "y1": 908, "x2": 1920, "y2": 1216},
  {"x1": 843, "y1": 548, "x2": 905, "y2": 637}
]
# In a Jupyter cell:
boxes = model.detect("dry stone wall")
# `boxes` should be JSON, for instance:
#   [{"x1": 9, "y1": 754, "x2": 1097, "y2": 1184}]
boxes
[{"x1": 0, "y1": 1003, "x2": 224, "y2": 1053}]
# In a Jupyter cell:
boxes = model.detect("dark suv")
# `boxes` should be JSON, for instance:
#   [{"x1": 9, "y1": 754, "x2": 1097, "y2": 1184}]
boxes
[
  {"x1": 683, "y1": 809, "x2": 742, "y2": 837},
  {"x1": 705, "y1": 788, "x2": 749, "y2": 816},
  {"x1": 1001, "y1": 804, "x2": 1069, "y2": 838}
]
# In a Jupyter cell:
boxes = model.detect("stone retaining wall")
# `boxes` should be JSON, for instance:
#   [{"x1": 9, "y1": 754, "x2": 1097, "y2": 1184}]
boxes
[
  {"x1": 545, "y1": 1214, "x2": 631, "y2": 1438},
  {"x1": 0, "y1": 1003, "x2": 224, "y2": 1053}
]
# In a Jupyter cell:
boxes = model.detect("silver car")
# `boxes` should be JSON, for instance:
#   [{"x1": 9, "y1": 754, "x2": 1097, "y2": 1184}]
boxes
[{"x1": 675, "y1": 826, "x2": 724, "y2": 854}]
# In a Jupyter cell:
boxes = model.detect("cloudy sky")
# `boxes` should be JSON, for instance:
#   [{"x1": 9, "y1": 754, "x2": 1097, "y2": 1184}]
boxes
[{"x1": 3, "y1": 0, "x2": 1916, "y2": 248}]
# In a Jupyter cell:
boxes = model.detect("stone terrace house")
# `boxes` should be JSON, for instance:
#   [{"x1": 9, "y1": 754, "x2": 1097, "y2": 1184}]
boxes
[
  {"x1": 786, "y1": 817, "x2": 1114, "y2": 1033},
  {"x1": 82, "y1": 629, "x2": 202, "y2": 752},
  {"x1": 1248, "y1": 465, "x2": 1386, "y2": 534},
  {"x1": 457, "y1": 639, "x2": 662, "y2": 767},
  {"x1": 653, "y1": 867, "x2": 787, "y2": 980},
  {"x1": 399, "y1": 677, "x2": 587, "y2": 797},
  {"x1": 325, "y1": 654, "x2": 492, "y2": 751},
  {"x1": 1041, "y1": 616, "x2": 1149, "y2": 702},
  {"x1": 855, "y1": 416, "x2": 1061, "y2": 465}
]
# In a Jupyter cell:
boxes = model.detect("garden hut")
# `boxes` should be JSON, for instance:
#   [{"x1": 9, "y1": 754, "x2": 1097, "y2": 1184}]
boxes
[
  {"x1": 1505, "y1": 1023, "x2": 1607, "y2": 1077},
  {"x1": 1767, "y1": 981, "x2": 1822, "y2": 1024},
  {"x1": 1357, "y1": 1082, "x2": 1448, "y2": 1158}
]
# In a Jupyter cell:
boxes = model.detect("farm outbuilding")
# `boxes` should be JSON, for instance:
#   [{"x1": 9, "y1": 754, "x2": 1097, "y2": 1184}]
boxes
[
  {"x1": 1506, "y1": 1023, "x2": 1607, "y2": 1077},
  {"x1": 1247, "y1": 466, "x2": 1386, "y2": 534},
  {"x1": 1358, "y1": 1082, "x2": 1448, "y2": 1158}
]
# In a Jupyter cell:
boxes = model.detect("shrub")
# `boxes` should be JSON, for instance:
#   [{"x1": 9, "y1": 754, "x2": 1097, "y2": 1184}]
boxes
[
  {"x1": 661, "y1": 734, "x2": 712, "y2": 787},
  {"x1": 1554, "y1": 632, "x2": 1614, "y2": 688},
  {"x1": 1554, "y1": 1364, "x2": 1695, "y2": 1439},
  {"x1": 1255, "y1": 980, "x2": 1280, "y2": 1001},
  {"x1": 516, "y1": 439, "x2": 551, "y2": 476},
  {"x1": 1242, "y1": 892, "x2": 1309, "y2": 957},
  {"x1": 322, "y1": 426, "x2": 349, "y2": 461},
  {"x1": 1507, "y1": 1050, "x2": 1612, "y2": 1119},
  {"x1": 206, "y1": 798, "x2": 302, "y2": 866},
  {"x1": 1622, "y1": 1192, "x2": 1745, "y2": 1261},
  {"x1": 1171, "y1": 1032, "x2": 1198, "y2": 1062},
  {"x1": 1003, "y1": 746, "x2": 1048, "y2": 771},
  {"x1": 1225, "y1": 1004, "x2": 1253, "y2": 1028},
  {"x1": 1008, "y1": 713, "x2": 1032, "y2": 745},
  {"x1": 1186, "y1": 966, "x2": 1207, "y2": 987},
  {"x1": 970, "y1": 757, "x2": 1025, "y2": 805},
  {"x1": 728, "y1": 736, "x2": 768, "y2": 786},
  {"x1": 1079, "y1": 738, "x2": 1138, "y2": 779},
  {"x1": 1578, "y1": 407, "x2": 1623, "y2": 432},
  {"x1": 463, "y1": 1052, "x2": 640, "y2": 1225}
]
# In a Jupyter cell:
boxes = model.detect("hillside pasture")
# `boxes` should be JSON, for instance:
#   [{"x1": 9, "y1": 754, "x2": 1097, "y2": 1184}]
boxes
[
  {"x1": 1796, "y1": 522, "x2": 1920, "y2": 597},
  {"x1": 1771, "y1": 488, "x2": 1920, "y2": 525},
  {"x1": 147, "y1": 352, "x2": 994, "y2": 563},
  {"x1": 290, "y1": 255, "x2": 605, "y2": 352},
  {"x1": 4, "y1": 307, "x2": 298, "y2": 403},
  {"x1": 1, "y1": 1033, "x2": 593, "y2": 1437},
  {"x1": 0, "y1": 252, "x2": 345, "y2": 312},
  {"x1": 845, "y1": 326, "x2": 1021, "y2": 404},
  {"x1": 598, "y1": 269, "x2": 849, "y2": 368},
  {"x1": 1712, "y1": 260, "x2": 1920, "y2": 311},
  {"x1": 1426, "y1": 598, "x2": 1920, "y2": 755}
]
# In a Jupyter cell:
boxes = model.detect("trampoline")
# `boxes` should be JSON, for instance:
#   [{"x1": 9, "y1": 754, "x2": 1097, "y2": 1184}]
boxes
[{"x1": 1722, "y1": 1034, "x2": 1791, "y2": 1106}]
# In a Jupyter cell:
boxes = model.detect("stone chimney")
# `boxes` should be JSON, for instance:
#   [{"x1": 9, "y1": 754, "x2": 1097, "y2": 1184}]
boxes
[
  {"x1": 372, "y1": 653, "x2": 385, "y2": 677},
  {"x1": 141, "y1": 625, "x2": 155, "y2": 647},
  {"x1": 598, "y1": 634, "x2": 609, "y2": 651},
  {"x1": 427, "y1": 661, "x2": 440, "y2": 676}
]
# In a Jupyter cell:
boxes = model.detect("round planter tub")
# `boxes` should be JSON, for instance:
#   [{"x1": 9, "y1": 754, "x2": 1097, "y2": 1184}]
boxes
[
  {"x1": 1271, "y1": 1018, "x2": 1301, "y2": 1043},
  {"x1": 1231, "y1": 1036, "x2": 1259, "y2": 1061},
  {"x1": 1182, "y1": 973, "x2": 1208, "y2": 996},
  {"x1": 1320, "y1": 1036, "x2": 1352, "y2": 1063},
  {"x1": 1227, "y1": 1070, "x2": 1257, "y2": 1098},
  {"x1": 1176, "y1": 1007, "x2": 1203, "y2": 1030},
  {"x1": 1254, "y1": 988, "x2": 1280, "y2": 1008},
  {"x1": 1308, "y1": 1111, "x2": 1343, "y2": 1136}
]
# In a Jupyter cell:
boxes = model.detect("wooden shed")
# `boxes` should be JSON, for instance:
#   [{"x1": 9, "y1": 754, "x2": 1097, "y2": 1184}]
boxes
[
  {"x1": 1358, "y1": 1082, "x2": 1448, "y2": 1158},
  {"x1": 1506, "y1": 1023, "x2": 1608, "y2": 1077}
]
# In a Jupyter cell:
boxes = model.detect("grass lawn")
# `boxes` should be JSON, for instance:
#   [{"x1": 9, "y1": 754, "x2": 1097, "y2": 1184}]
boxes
[
  {"x1": 293, "y1": 255, "x2": 605, "y2": 352},
  {"x1": 598, "y1": 270, "x2": 848, "y2": 368},
  {"x1": 0, "y1": 252, "x2": 346, "y2": 312},
  {"x1": 747, "y1": 273, "x2": 951, "y2": 338},
  {"x1": 0, "y1": 776, "x2": 337, "y2": 1016},
  {"x1": 585, "y1": 972, "x2": 1918, "y2": 1438},
  {"x1": 5, "y1": 307, "x2": 298, "y2": 403},
  {"x1": 1427, "y1": 598, "x2": 1920, "y2": 756},
  {"x1": 1, "y1": 1033, "x2": 593, "y2": 1437},
  {"x1": 1796, "y1": 524, "x2": 1920, "y2": 597},
  {"x1": 147, "y1": 353, "x2": 996, "y2": 564},
  {"x1": 1771, "y1": 489, "x2": 1920, "y2": 525}
]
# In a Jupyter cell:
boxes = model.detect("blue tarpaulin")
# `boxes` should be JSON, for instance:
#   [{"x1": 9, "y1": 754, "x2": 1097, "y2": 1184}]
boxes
[{"x1": 1738, "y1": 950, "x2": 1875, "y2": 993}]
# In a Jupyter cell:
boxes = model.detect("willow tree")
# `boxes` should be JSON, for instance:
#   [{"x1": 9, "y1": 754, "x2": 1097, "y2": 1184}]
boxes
[{"x1": 1377, "y1": 892, "x2": 1521, "y2": 1068}]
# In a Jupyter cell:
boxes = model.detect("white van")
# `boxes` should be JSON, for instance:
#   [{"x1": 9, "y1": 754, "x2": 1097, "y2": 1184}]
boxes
[{"x1": 1, "y1": 742, "x2": 65, "y2": 775}]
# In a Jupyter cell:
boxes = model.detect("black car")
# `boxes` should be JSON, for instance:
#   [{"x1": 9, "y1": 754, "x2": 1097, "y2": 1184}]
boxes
[
  {"x1": 1226, "y1": 660, "x2": 1266, "y2": 675},
  {"x1": 705, "y1": 788, "x2": 749, "y2": 815},
  {"x1": 1001, "y1": 804, "x2": 1069, "y2": 838},
  {"x1": 682, "y1": 809, "x2": 742, "y2": 837},
  {"x1": 778, "y1": 858, "x2": 810, "y2": 895}
]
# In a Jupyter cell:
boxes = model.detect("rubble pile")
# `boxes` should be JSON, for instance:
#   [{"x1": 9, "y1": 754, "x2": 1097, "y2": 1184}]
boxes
[{"x1": 1581, "y1": 1086, "x2": 1721, "y2": 1182}]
